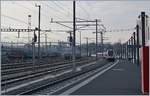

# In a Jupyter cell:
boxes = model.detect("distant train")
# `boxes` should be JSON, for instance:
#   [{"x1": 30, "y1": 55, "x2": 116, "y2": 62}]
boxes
[
  {"x1": 98, "y1": 49, "x2": 115, "y2": 62},
  {"x1": 105, "y1": 50, "x2": 115, "y2": 61}
]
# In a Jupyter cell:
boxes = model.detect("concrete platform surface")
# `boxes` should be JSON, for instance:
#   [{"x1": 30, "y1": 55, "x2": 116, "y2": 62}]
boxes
[{"x1": 68, "y1": 60, "x2": 141, "y2": 95}]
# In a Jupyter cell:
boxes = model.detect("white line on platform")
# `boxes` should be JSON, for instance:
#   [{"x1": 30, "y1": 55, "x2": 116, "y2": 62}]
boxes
[
  {"x1": 112, "y1": 68, "x2": 124, "y2": 71},
  {"x1": 61, "y1": 60, "x2": 119, "y2": 95}
]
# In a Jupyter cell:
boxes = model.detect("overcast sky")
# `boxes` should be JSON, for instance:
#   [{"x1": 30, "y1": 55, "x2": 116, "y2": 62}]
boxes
[{"x1": 1, "y1": 1, "x2": 150, "y2": 44}]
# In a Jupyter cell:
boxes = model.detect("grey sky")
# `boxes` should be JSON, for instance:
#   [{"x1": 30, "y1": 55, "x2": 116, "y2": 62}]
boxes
[{"x1": 1, "y1": 1, "x2": 150, "y2": 44}]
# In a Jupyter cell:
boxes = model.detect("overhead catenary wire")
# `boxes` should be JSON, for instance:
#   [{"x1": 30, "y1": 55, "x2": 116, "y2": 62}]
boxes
[
  {"x1": 3, "y1": 1, "x2": 73, "y2": 43},
  {"x1": 39, "y1": 1, "x2": 65, "y2": 20},
  {"x1": 38, "y1": 1, "x2": 75, "y2": 38},
  {"x1": 1, "y1": 14, "x2": 47, "y2": 28},
  {"x1": 1, "y1": 14, "x2": 28, "y2": 25},
  {"x1": 55, "y1": 1, "x2": 73, "y2": 15},
  {"x1": 2, "y1": 1, "x2": 138, "y2": 44},
  {"x1": 2, "y1": 2, "x2": 65, "y2": 40},
  {"x1": 106, "y1": 28, "x2": 135, "y2": 32},
  {"x1": 39, "y1": 1, "x2": 75, "y2": 40},
  {"x1": 50, "y1": 1, "x2": 73, "y2": 17},
  {"x1": 11, "y1": 1, "x2": 51, "y2": 21},
  {"x1": 78, "y1": 2, "x2": 91, "y2": 19},
  {"x1": 9, "y1": 1, "x2": 67, "y2": 29}
]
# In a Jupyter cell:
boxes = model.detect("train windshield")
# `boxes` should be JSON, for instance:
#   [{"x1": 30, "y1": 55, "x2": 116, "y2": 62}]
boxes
[{"x1": 108, "y1": 51, "x2": 113, "y2": 56}]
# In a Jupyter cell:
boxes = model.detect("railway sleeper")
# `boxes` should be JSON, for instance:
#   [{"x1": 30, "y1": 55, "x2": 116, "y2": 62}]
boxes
[{"x1": 2, "y1": 59, "x2": 108, "y2": 95}]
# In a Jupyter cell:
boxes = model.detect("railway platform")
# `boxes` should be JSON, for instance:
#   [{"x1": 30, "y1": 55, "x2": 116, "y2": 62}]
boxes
[{"x1": 60, "y1": 60, "x2": 142, "y2": 95}]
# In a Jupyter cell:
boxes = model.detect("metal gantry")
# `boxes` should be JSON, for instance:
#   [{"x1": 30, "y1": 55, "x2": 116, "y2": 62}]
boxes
[{"x1": 50, "y1": 12, "x2": 103, "y2": 69}]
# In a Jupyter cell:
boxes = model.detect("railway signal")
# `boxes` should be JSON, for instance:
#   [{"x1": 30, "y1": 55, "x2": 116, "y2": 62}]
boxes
[
  {"x1": 68, "y1": 35, "x2": 73, "y2": 46},
  {"x1": 33, "y1": 32, "x2": 37, "y2": 43}
]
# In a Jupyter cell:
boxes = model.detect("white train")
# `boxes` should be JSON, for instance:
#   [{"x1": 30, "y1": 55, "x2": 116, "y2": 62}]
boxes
[{"x1": 98, "y1": 49, "x2": 115, "y2": 62}]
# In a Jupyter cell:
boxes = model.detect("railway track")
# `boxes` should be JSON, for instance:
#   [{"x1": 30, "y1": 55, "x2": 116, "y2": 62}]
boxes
[
  {"x1": 2, "y1": 60, "x2": 71, "y2": 75},
  {"x1": 2, "y1": 57, "x2": 93, "y2": 81},
  {"x1": 1, "y1": 59, "x2": 68, "y2": 70},
  {"x1": 2, "y1": 58, "x2": 96, "y2": 95},
  {"x1": 1, "y1": 57, "x2": 89, "y2": 70},
  {"x1": 7, "y1": 59, "x2": 109, "y2": 95},
  {"x1": 31, "y1": 60, "x2": 115, "y2": 95},
  {"x1": 2, "y1": 59, "x2": 93, "y2": 85},
  {"x1": 2, "y1": 57, "x2": 64, "y2": 66}
]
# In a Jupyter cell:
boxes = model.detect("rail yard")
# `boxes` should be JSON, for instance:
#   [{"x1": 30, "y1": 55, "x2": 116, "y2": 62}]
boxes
[{"x1": 1, "y1": 0, "x2": 149, "y2": 95}]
